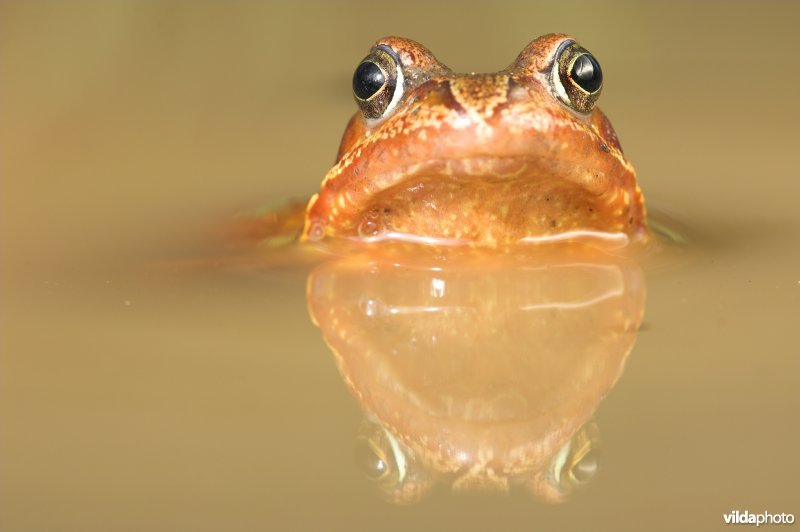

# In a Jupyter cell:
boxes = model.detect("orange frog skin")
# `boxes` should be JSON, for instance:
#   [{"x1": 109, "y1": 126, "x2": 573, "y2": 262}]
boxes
[{"x1": 300, "y1": 34, "x2": 647, "y2": 248}]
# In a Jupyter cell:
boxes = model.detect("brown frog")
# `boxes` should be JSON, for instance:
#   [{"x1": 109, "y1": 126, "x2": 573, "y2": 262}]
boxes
[
  {"x1": 230, "y1": 34, "x2": 647, "y2": 251},
  {"x1": 302, "y1": 34, "x2": 646, "y2": 247}
]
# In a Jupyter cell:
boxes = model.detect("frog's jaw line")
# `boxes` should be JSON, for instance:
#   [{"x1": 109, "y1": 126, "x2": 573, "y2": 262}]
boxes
[
  {"x1": 518, "y1": 230, "x2": 629, "y2": 249},
  {"x1": 348, "y1": 232, "x2": 470, "y2": 247},
  {"x1": 347, "y1": 229, "x2": 628, "y2": 250}
]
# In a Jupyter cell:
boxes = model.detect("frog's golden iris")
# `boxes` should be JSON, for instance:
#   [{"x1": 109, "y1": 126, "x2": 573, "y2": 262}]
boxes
[{"x1": 352, "y1": 45, "x2": 403, "y2": 120}]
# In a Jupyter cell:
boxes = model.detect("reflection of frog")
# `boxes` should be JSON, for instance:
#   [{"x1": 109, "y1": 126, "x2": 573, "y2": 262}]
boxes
[
  {"x1": 307, "y1": 247, "x2": 645, "y2": 503},
  {"x1": 302, "y1": 34, "x2": 647, "y2": 247},
  {"x1": 231, "y1": 34, "x2": 647, "y2": 250}
]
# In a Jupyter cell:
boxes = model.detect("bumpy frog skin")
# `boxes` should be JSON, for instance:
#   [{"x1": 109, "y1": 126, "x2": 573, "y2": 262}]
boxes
[{"x1": 301, "y1": 34, "x2": 647, "y2": 247}]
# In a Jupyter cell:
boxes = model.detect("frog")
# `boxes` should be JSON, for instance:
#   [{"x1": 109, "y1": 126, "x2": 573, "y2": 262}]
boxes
[
  {"x1": 230, "y1": 33, "x2": 647, "y2": 250},
  {"x1": 217, "y1": 36, "x2": 651, "y2": 502}
]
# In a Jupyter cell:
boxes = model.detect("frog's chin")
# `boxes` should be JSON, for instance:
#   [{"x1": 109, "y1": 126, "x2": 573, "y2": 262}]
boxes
[
  {"x1": 358, "y1": 170, "x2": 625, "y2": 247},
  {"x1": 368, "y1": 155, "x2": 612, "y2": 201},
  {"x1": 303, "y1": 154, "x2": 646, "y2": 247}
]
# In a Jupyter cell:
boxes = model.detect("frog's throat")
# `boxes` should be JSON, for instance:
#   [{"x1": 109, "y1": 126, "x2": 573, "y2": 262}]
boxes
[{"x1": 302, "y1": 155, "x2": 646, "y2": 246}]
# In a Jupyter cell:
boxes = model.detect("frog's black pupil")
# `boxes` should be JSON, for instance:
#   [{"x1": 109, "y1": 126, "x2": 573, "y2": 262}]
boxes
[
  {"x1": 570, "y1": 54, "x2": 602, "y2": 93},
  {"x1": 353, "y1": 61, "x2": 385, "y2": 100}
]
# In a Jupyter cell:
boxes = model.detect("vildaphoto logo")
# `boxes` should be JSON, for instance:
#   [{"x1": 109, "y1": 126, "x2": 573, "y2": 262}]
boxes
[{"x1": 723, "y1": 510, "x2": 795, "y2": 526}]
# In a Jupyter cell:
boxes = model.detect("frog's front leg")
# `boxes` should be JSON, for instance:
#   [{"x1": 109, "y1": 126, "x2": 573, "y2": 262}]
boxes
[{"x1": 222, "y1": 199, "x2": 309, "y2": 249}]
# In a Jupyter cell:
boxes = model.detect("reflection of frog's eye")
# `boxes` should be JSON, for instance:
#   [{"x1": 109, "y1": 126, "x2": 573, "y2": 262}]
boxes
[
  {"x1": 566, "y1": 448, "x2": 598, "y2": 484},
  {"x1": 352, "y1": 46, "x2": 404, "y2": 121},
  {"x1": 547, "y1": 420, "x2": 601, "y2": 497},
  {"x1": 354, "y1": 420, "x2": 434, "y2": 504},
  {"x1": 354, "y1": 437, "x2": 392, "y2": 480},
  {"x1": 551, "y1": 41, "x2": 603, "y2": 114},
  {"x1": 354, "y1": 421, "x2": 406, "y2": 485}
]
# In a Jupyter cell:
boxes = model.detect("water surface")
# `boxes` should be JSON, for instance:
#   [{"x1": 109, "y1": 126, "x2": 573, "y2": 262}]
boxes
[{"x1": 2, "y1": 2, "x2": 799, "y2": 531}]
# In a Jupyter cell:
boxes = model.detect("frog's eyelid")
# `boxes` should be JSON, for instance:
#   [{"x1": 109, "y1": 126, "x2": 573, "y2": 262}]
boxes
[
  {"x1": 549, "y1": 39, "x2": 576, "y2": 105},
  {"x1": 372, "y1": 45, "x2": 405, "y2": 122},
  {"x1": 550, "y1": 40, "x2": 574, "y2": 107}
]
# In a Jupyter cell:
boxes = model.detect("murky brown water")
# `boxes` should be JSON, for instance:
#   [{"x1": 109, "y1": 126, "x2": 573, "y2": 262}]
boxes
[{"x1": 2, "y1": 2, "x2": 799, "y2": 531}]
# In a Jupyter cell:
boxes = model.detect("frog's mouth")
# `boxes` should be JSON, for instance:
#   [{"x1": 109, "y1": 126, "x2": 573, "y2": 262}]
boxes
[{"x1": 305, "y1": 154, "x2": 641, "y2": 248}]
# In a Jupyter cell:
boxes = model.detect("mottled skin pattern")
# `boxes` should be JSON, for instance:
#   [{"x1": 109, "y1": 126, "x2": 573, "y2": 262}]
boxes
[{"x1": 301, "y1": 34, "x2": 647, "y2": 247}]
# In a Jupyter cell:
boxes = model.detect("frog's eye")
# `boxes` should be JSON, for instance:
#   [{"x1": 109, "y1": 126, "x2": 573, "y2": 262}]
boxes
[
  {"x1": 551, "y1": 41, "x2": 603, "y2": 114},
  {"x1": 352, "y1": 45, "x2": 404, "y2": 120}
]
